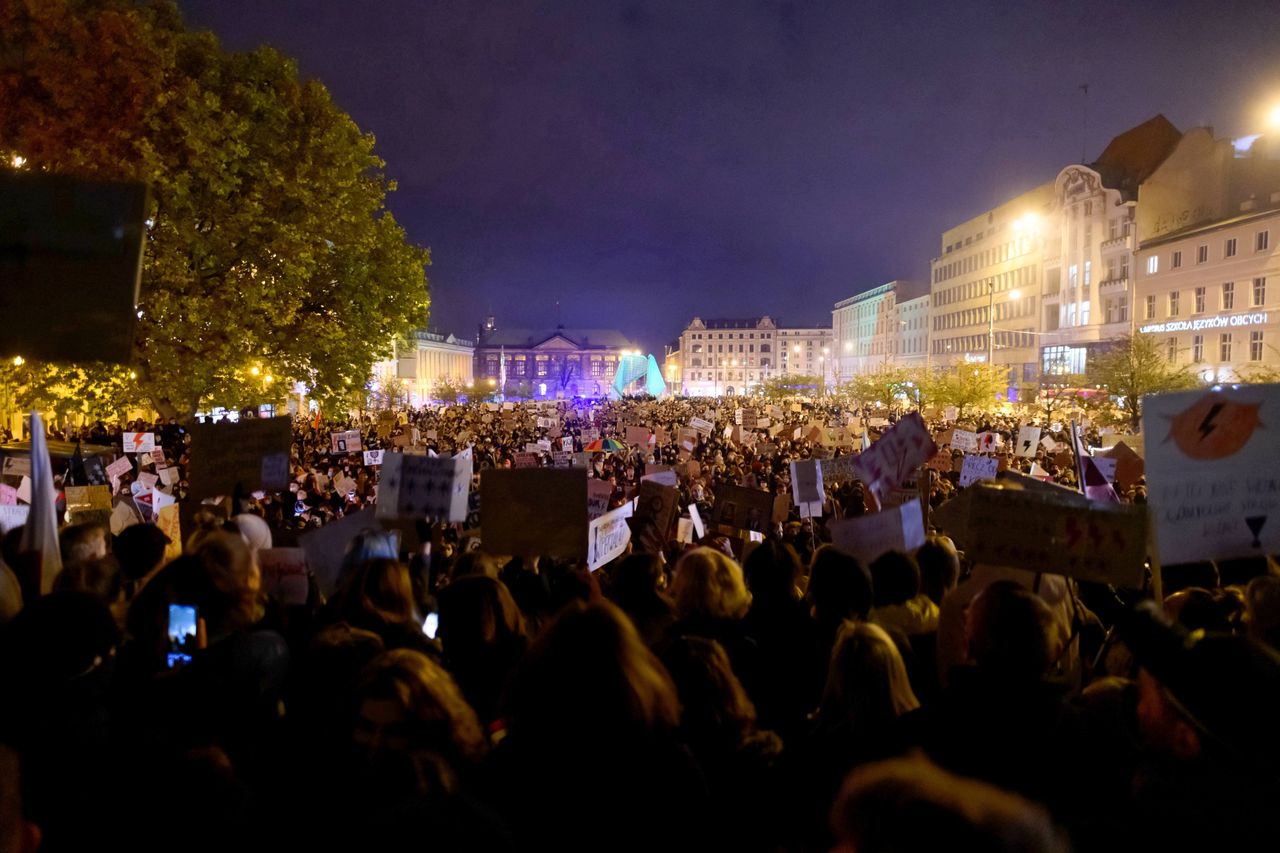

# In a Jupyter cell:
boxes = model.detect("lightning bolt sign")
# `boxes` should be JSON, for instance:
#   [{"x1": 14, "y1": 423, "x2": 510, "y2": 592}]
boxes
[{"x1": 1198, "y1": 402, "x2": 1226, "y2": 441}]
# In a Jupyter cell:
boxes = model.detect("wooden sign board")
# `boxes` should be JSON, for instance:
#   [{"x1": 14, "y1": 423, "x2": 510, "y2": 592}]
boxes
[
  {"x1": 481, "y1": 468, "x2": 588, "y2": 558},
  {"x1": 187, "y1": 416, "x2": 292, "y2": 500}
]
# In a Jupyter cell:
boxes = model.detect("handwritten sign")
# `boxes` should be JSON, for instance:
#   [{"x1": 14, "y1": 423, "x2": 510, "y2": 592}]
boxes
[
  {"x1": 187, "y1": 416, "x2": 292, "y2": 500},
  {"x1": 513, "y1": 452, "x2": 539, "y2": 469},
  {"x1": 258, "y1": 547, "x2": 310, "y2": 606},
  {"x1": 853, "y1": 413, "x2": 936, "y2": 499},
  {"x1": 0, "y1": 505, "x2": 29, "y2": 533},
  {"x1": 330, "y1": 430, "x2": 362, "y2": 454},
  {"x1": 711, "y1": 484, "x2": 774, "y2": 533},
  {"x1": 951, "y1": 429, "x2": 979, "y2": 452},
  {"x1": 106, "y1": 456, "x2": 133, "y2": 480},
  {"x1": 481, "y1": 468, "x2": 588, "y2": 558},
  {"x1": 587, "y1": 477, "x2": 614, "y2": 520},
  {"x1": 689, "y1": 416, "x2": 714, "y2": 436},
  {"x1": 1016, "y1": 426, "x2": 1041, "y2": 458},
  {"x1": 587, "y1": 503, "x2": 633, "y2": 571},
  {"x1": 629, "y1": 480, "x2": 680, "y2": 554},
  {"x1": 376, "y1": 452, "x2": 470, "y2": 522},
  {"x1": 122, "y1": 432, "x2": 155, "y2": 454},
  {"x1": 819, "y1": 455, "x2": 860, "y2": 484},
  {"x1": 1142, "y1": 384, "x2": 1280, "y2": 564},
  {"x1": 829, "y1": 501, "x2": 925, "y2": 566},
  {"x1": 959, "y1": 454, "x2": 999, "y2": 487}
]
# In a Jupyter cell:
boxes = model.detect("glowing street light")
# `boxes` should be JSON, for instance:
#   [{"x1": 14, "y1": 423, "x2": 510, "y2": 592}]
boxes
[
  {"x1": 11, "y1": 356, "x2": 23, "y2": 367},
  {"x1": 1268, "y1": 103, "x2": 1280, "y2": 129},
  {"x1": 249, "y1": 366, "x2": 261, "y2": 376}
]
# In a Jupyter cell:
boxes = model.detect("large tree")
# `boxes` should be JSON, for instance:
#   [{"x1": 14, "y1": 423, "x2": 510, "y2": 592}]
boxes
[
  {"x1": 930, "y1": 363, "x2": 1009, "y2": 418},
  {"x1": 0, "y1": 0, "x2": 429, "y2": 416},
  {"x1": 1086, "y1": 333, "x2": 1198, "y2": 430}
]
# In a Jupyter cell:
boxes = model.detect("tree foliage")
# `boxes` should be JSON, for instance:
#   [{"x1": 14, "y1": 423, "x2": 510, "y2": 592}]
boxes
[
  {"x1": 758, "y1": 374, "x2": 823, "y2": 399},
  {"x1": 0, "y1": 0, "x2": 429, "y2": 416},
  {"x1": 929, "y1": 363, "x2": 1009, "y2": 418},
  {"x1": 1086, "y1": 334, "x2": 1198, "y2": 430}
]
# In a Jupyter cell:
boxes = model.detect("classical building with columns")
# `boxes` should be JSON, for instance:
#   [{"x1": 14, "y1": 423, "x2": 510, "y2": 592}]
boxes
[{"x1": 373, "y1": 330, "x2": 474, "y2": 405}]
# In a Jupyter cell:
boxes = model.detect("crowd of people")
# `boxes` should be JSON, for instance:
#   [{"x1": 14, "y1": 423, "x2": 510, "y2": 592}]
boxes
[{"x1": 0, "y1": 394, "x2": 1277, "y2": 852}]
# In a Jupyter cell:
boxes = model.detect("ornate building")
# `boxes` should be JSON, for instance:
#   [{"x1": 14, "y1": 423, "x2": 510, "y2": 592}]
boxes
[
  {"x1": 675, "y1": 316, "x2": 831, "y2": 396},
  {"x1": 372, "y1": 330, "x2": 474, "y2": 406},
  {"x1": 472, "y1": 324, "x2": 638, "y2": 398}
]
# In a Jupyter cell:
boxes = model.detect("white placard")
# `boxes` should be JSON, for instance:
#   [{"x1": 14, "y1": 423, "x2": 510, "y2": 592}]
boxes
[
  {"x1": 829, "y1": 501, "x2": 925, "y2": 565},
  {"x1": 1016, "y1": 426, "x2": 1041, "y2": 458},
  {"x1": 363, "y1": 449, "x2": 384, "y2": 466},
  {"x1": 587, "y1": 503, "x2": 633, "y2": 572},
  {"x1": 122, "y1": 432, "x2": 155, "y2": 454},
  {"x1": 0, "y1": 505, "x2": 30, "y2": 533},
  {"x1": 106, "y1": 456, "x2": 133, "y2": 479},
  {"x1": 376, "y1": 453, "x2": 470, "y2": 521},
  {"x1": 790, "y1": 459, "x2": 825, "y2": 506},
  {"x1": 959, "y1": 454, "x2": 1000, "y2": 487},
  {"x1": 951, "y1": 429, "x2": 979, "y2": 452},
  {"x1": 688, "y1": 504, "x2": 705, "y2": 540}
]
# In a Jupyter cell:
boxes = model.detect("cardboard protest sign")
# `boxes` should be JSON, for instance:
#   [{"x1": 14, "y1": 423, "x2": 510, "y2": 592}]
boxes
[
  {"x1": 1099, "y1": 441, "x2": 1144, "y2": 491},
  {"x1": 943, "y1": 407, "x2": 958, "y2": 422},
  {"x1": 158, "y1": 466, "x2": 179, "y2": 487},
  {"x1": 588, "y1": 504, "x2": 633, "y2": 571},
  {"x1": 187, "y1": 416, "x2": 292, "y2": 500},
  {"x1": 122, "y1": 432, "x2": 155, "y2": 454},
  {"x1": 625, "y1": 426, "x2": 651, "y2": 448},
  {"x1": 739, "y1": 408, "x2": 758, "y2": 430},
  {"x1": 481, "y1": 468, "x2": 587, "y2": 558},
  {"x1": 689, "y1": 417, "x2": 714, "y2": 436},
  {"x1": 363, "y1": 450, "x2": 385, "y2": 466},
  {"x1": 551, "y1": 451, "x2": 574, "y2": 468},
  {"x1": 959, "y1": 454, "x2": 999, "y2": 487},
  {"x1": 772, "y1": 493, "x2": 790, "y2": 524},
  {"x1": 106, "y1": 456, "x2": 132, "y2": 480},
  {"x1": 156, "y1": 504, "x2": 183, "y2": 563},
  {"x1": 977, "y1": 432, "x2": 1002, "y2": 452},
  {"x1": 629, "y1": 480, "x2": 680, "y2": 554},
  {"x1": 1016, "y1": 426, "x2": 1042, "y2": 458},
  {"x1": 136, "y1": 471, "x2": 159, "y2": 492},
  {"x1": 377, "y1": 452, "x2": 470, "y2": 522},
  {"x1": 298, "y1": 508, "x2": 380, "y2": 595},
  {"x1": 513, "y1": 452, "x2": 539, "y2": 469},
  {"x1": 829, "y1": 501, "x2": 925, "y2": 566},
  {"x1": 926, "y1": 450, "x2": 953, "y2": 473},
  {"x1": 587, "y1": 478, "x2": 614, "y2": 520},
  {"x1": 790, "y1": 459, "x2": 824, "y2": 505},
  {"x1": 936, "y1": 484, "x2": 1146, "y2": 588},
  {"x1": 819, "y1": 455, "x2": 859, "y2": 484},
  {"x1": 64, "y1": 485, "x2": 112, "y2": 511},
  {"x1": 852, "y1": 413, "x2": 936, "y2": 500},
  {"x1": 330, "y1": 430, "x2": 362, "y2": 454},
  {"x1": 257, "y1": 547, "x2": 310, "y2": 606},
  {"x1": 1040, "y1": 435, "x2": 1058, "y2": 452},
  {"x1": 376, "y1": 412, "x2": 396, "y2": 439},
  {"x1": 951, "y1": 429, "x2": 979, "y2": 452},
  {"x1": 1, "y1": 456, "x2": 31, "y2": 478},
  {"x1": 642, "y1": 465, "x2": 678, "y2": 488},
  {"x1": 688, "y1": 504, "x2": 706, "y2": 539},
  {"x1": 711, "y1": 484, "x2": 774, "y2": 534},
  {"x1": 1142, "y1": 384, "x2": 1280, "y2": 564}
]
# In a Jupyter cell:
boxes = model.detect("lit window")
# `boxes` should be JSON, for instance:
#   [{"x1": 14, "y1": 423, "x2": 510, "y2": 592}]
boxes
[
  {"x1": 1258, "y1": 231, "x2": 1270, "y2": 252},
  {"x1": 1146, "y1": 256, "x2": 1159, "y2": 275},
  {"x1": 1254, "y1": 277, "x2": 1266, "y2": 307},
  {"x1": 1225, "y1": 238, "x2": 1237, "y2": 258},
  {"x1": 1193, "y1": 335, "x2": 1203, "y2": 362},
  {"x1": 1223, "y1": 281, "x2": 1235, "y2": 310},
  {"x1": 1220, "y1": 333, "x2": 1232, "y2": 362},
  {"x1": 1195, "y1": 287, "x2": 1205, "y2": 313}
]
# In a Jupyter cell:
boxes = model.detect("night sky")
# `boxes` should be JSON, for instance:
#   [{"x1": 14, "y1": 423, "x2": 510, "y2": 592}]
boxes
[{"x1": 180, "y1": 0, "x2": 1280, "y2": 355}]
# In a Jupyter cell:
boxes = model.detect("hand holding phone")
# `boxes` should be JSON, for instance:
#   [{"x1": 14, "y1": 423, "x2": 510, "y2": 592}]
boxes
[{"x1": 167, "y1": 604, "x2": 199, "y2": 669}]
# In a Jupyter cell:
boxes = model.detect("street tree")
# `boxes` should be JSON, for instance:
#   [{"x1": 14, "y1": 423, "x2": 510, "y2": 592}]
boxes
[
  {"x1": 930, "y1": 363, "x2": 1008, "y2": 418},
  {"x1": 1086, "y1": 333, "x2": 1198, "y2": 431},
  {"x1": 0, "y1": 0, "x2": 429, "y2": 416}
]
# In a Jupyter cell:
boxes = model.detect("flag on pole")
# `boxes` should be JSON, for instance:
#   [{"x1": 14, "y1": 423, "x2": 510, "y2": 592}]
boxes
[
  {"x1": 18, "y1": 411, "x2": 62, "y2": 594},
  {"x1": 861, "y1": 430, "x2": 872, "y2": 452}
]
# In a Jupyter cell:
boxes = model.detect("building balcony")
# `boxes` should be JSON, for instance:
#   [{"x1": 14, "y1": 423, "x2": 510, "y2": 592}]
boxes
[
  {"x1": 1043, "y1": 290, "x2": 1061, "y2": 304},
  {"x1": 1100, "y1": 234, "x2": 1132, "y2": 251},
  {"x1": 1099, "y1": 277, "x2": 1129, "y2": 292}
]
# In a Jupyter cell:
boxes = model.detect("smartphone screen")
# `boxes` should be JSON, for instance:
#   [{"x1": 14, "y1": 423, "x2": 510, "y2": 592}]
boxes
[
  {"x1": 422, "y1": 612, "x2": 439, "y2": 640},
  {"x1": 167, "y1": 604, "x2": 198, "y2": 669}
]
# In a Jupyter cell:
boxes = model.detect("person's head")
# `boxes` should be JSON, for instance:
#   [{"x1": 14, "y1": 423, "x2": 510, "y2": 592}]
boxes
[
  {"x1": 448, "y1": 549, "x2": 499, "y2": 582},
  {"x1": 334, "y1": 558, "x2": 418, "y2": 630},
  {"x1": 353, "y1": 648, "x2": 486, "y2": 773},
  {"x1": 869, "y1": 551, "x2": 921, "y2": 608},
  {"x1": 606, "y1": 553, "x2": 669, "y2": 607},
  {"x1": 818, "y1": 620, "x2": 919, "y2": 730},
  {"x1": 1245, "y1": 574, "x2": 1280, "y2": 651},
  {"x1": 915, "y1": 535, "x2": 960, "y2": 605},
  {"x1": 830, "y1": 756, "x2": 1068, "y2": 853},
  {"x1": 232, "y1": 513, "x2": 272, "y2": 556},
  {"x1": 660, "y1": 635, "x2": 758, "y2": 751},
  {"x1": 2, "y1": 591, "x2": 119, "y2": 691},
  {"x1": 52, "y1": 556, "x2": 123, "y2": 607},
  {"x1": 437, "y1": 575, "x2": 525, "y2": 658},
  {"x1": 113, "y1": 523, "x2": 171, "y2": 587},
  {"x1": 670, "y1": 547, "x2": 751, "y2": 622},
  {"x1": 742, "y1": 539, "x2": 803, "y2": 606},
  {"x1": 965, "y1": 581, "x2": 1060, "y2": 680},
  {"x1": 1163, "y1": 586, "x2": 1244, "y2": 634},
  {"x1": 59, "y1": 521, "x2": 107, "y2": 565},
  {"x1": 187, "y1": 531, "x2": 262, "y2": 637},
  {"x1": 504, "y1": 600, "x2": 680, "y2": 742},
  {"x1": 338, "y1": 529, "x2": 399, "y2": 587},
  {"x1": 808, "y1": 545, "x2": 874, "y2": 626}
]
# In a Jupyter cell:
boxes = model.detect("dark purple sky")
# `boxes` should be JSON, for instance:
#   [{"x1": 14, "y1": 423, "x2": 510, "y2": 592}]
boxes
[{"x1": 181, "y1": 0, "x2": 1280, "y2": 355}]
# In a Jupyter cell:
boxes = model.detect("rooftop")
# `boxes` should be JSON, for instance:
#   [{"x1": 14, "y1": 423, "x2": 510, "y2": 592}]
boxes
[{"x1": 475, "y1": 327, "x2": 635, "y2": 350}]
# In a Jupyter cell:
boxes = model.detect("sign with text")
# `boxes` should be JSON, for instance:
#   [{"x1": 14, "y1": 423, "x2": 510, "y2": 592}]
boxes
[
  {"x1": 959, "y1": 454, "x2": 999, "y2": 487},
  {"x1": 587, "y1": 477, "x2": 614, "y2": 520},
  {"x1": 689, "y1": 416, "x2": 714, "y2": 436},
  {"x1": 105, "y1": 456, "x2": 133, "y2": 480},
  {"x1": 587, "y1": 503, "x2": 632, "y2": 571},
  {"x1": 951, "y1": 429, "x2": 979, "y2": 452},
  {"x1": 377, "y1": 452, "x2": 470, "y2": 522},
  {"x1": 363, "y1": 449, "x2": 385, "y2": 466},
  {"x1": 330, "y1": 430, "x2": 362, "y2": 454},
  {"x1": 790, "y1": 459, "x2": 824, "y2": 505},
  {"x1": 122, "y1": 432, "x2": 155, "y2": 454},
  {"x1": 258, "y1": 547, "x2": 310, "y2": 607},
  {"x1": 187, "y1": 416, "x2": 292, "y2": 500},
  {"x1": 481, "y1": 468, "x2": 588, "y2": 558},
  {"x1": 829, "y1": 501, "x2": 925, "y2": 566},
  {"x1": 819, "y1": 455, "x2": 860, "y2": 484},
  {"x1": 513, "y1": 452, "x2": 539, "y2": 469},
  {"x1": 1142, "y1": 384, "x2": 1280, "y2": 564},
  {"x1": 852, "y1": 413, "x2": 936, "y2": 499},
  {"x1": 711, "y1": 484, "x2": 774, "y2": 534}
]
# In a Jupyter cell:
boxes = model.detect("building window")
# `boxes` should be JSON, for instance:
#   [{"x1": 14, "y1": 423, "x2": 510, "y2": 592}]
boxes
[
  {"x1": 1084, "y1": 261, "x2": 1092, "y2": 287},
  {"x1": 1121, "y1": 258, "x2": 1130, "y2": 279},
  {"x1": 1198, "y1": 244, "x2": 1208, "y2": 264},
  {"x1": 1254, "y1": 277, "x2": 1266, "y2": 306},
  {"x1": 1109, "y1": 219, "x2": 1118, "y2": 240},
  {"x1": 1069, "y1": 264, "x2": 1079, "y2": 289},
  {"x1": 1258, "y1": 231, "x2": 1270, "y2": 252},
  {"x1": 1167, "y1": 338, "x2": 1177, "y2": 363},
  {"x1": 1251, "y1": 331, "x2": 1264, "y2": 361},
  {"x1": 1193, "y1": 335, "x2": 1204, "y2": 362},
  {"x1": 1195, "y1": 286, "x2": 1205, "y2": 313},
  {"x1": 1220, "y1": 333, "x2": 1232, "y2": 362},
  {"x1": 1119, "y1": 300, "x2": 1128, "y2": 322},
  {"x1": 1145, "y1": 295, "x2": 1156, "y2": 319},
  {"x1": 1146, "y1": 256, "x2": 1158, "y2": 275},
  {"x1": 1171, "y1": 250, "x2": 1182, "y2": 269},
  {"x1": 691, "y1": 344, "x2": 702, "y2": 353},
  {"x1": 1169, "y1": 291, "x2": 1180, "y2": 316},
  {"x1": 1079, "y1": 300, "x2": 1090, "y2": 325},
  {"x1": 1223, "y1": 281, "x2": 1235, "y2": 310},
  {"x1": 1225, "y1": 238, "x2": 1237, "y2": 258}
]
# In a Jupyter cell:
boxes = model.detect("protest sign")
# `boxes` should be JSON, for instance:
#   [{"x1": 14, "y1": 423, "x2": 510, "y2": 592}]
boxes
[
  {"x1": 187, "y1": 416, "x2": 292, "y2": 500},
  {"x1": 711, "y1": 484, "x2": 773, "y2": 534},
  {"x1": 64, "y1": 485, "x2": 111, "y2": 511},
  {"x1": 677, "y1": 518, "x2": 695, "y2": 544},
  {"x1": 122, "y1": 432, "x2": 155, "y2": 454},
  {"x1": 943, "y1": 407, "x2": 958, "y2": 422},
  {"x1": 936, "y1": 483, "x2": 1146, "y2": 588},
  {"x1": 0, "y1": 505, "x2": 29, "y2": 533},
  {"x1": 330, "y1": 430, "x2": 362, "y2": 454},
  {"x1": 156, "y1": 503, "x2": 183, "y2": 563},
  {"x1": 551, "y1": 451, "x2": 574, "y2": 468},
  {"x1": 951, "y1": 429, "x2": 979, "y2": 452},
  {"x1": 587, "y1": 478, "x2": 613, "y2": 520},
  {"x1": 105, "y1": 456, "x2": 132, "y2": 480},
  {"x1": 629, "y1": 480, "x2": 680, "y2": 554},
  {"x1": 258, "y1": 547, "x2": 310, "y2": 606},
  {"x1": 1040, "y1": 435, "x2": 1058, "y2": 452},
  {"x1": 852, "y1": 413, "x2": 936, "y2": 500},
  {"x1": 689, "y1": 417, "x2": 714, "y2": 437},
  {"x1": 376, "y1": 452, "x2": 470, "y2": 522},
  {"x1": 587, "y1": 504, "x2": 632, "y2": 571},
  {"x1": 819, "y1": 455, "x2": 859, "y2": 484},
  {"x1": 298, "y1": 508, "x2": 379, "y2": 596},
  {"x1": 790, "y1": 459, "x2": 824, "y2": 506},
  {"x1": 363, "y1": 450, "x2": 385, "y2": 466},
  {"x1": 977, "y1": 432, "x2": 1002, "y2": 452},
  {"x1": 829, "y1": 501, "x2": 926, "y2": 566},
  {"x1": 868, "y1": 417, "x2": 890, "y2": 428},
  {"x1": 513, "y1": 452, "x2": 539, "y2": 469},
  {"x1": 642, "y1": 465, "x2": 678, "y2": 488},
  {"x1": 1142, "y1": 384, "x2": 1280, "y2": 564},
  {"x1": 136, "y1": 471, "x2": 158, "y2": 492},
  {"x1": 959, "y1": 454, "x2": 999, "y2": 487},
  {"x1": 481, "y1": 468, "x2": 587, "y2": 558},
  {"x1": 739, "y1": 408, "x2": 758, "y2": 430},
  {"x1": 16, "y1": 477, "x2": 31, "y2": 504},
  {"x1": 625, "y1": 426, "x2": 650, "y2": 448},
  {"x1": 926, "y1": 450, "x2": 953, "y2": 473},
  {"x1": 1091, "y1": 456, "x2": 1117, "y2": 484},
  {"x1": 1016, "y1": 426, "x2": 1041, "y2": 458},
  {"x1": 158, "y1": 466, "x2": 179, "y2": 487},
  {"x1": 1, "y1": 456, "x2": 31, "y2": 478},
  {"x1": 688, "y1": 504, "x2": 706, "y2": 539},
  {"x1": 1099, "y1": 441, "x2": 1144, "y2": 491},
  {"x1": 0, "y1": 485, "x2": 14, "y2": 506},
  {"x1": 151, "y1": 489, "x2": 175, "y2": 513}
]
